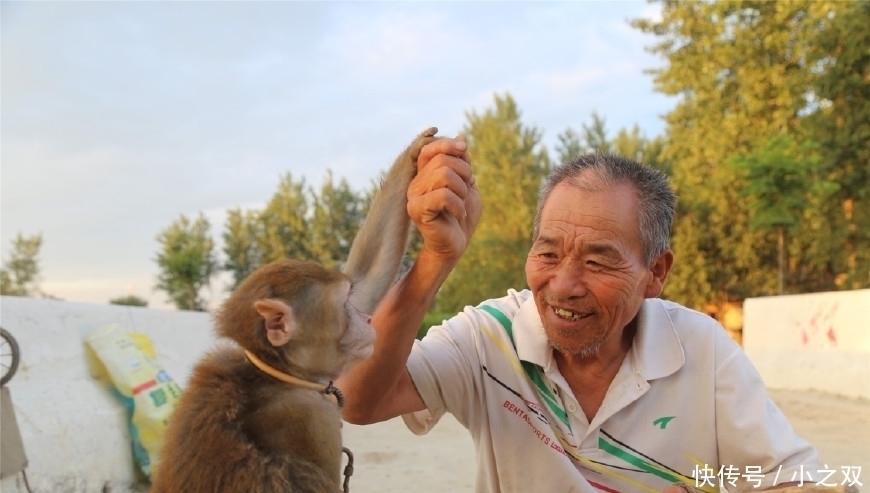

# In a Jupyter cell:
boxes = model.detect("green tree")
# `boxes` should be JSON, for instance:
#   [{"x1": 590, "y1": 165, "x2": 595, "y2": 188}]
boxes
[
  {"x1": 729, "y1": 135, "x2": 836, "y2": 294},
  {"x1": 633, "y1": 0, "x2": 838, "y2": 310},
  {"x1": 612, "y1": 127, "x2": 669, "y2": 176},
  {"x1": 109, "y1": 294, "x2": 149, "y2": 307},
  {"x1": 220, "y1": 170, "x2": 369, "y2": 289},
  {"x1": 579, "y1": 111, "x2": 613, "y2": 154},
  {"x1": 437, "y1": 93, "x2": 550, "y2": 312},
  {"x1": 0, "y1": 232, "x2": 44, "y2": 297},
  {"x1": 259, "y1": 172, "x2": 311, "y2": 263},
  {"x1": 557, "y1": 115, "x2": 668, "y2": 174},
  {"x1": 555, "y1": 127, "x2": 583, "y2": 164},
  {"x1": 155, "y1": 213, "x2": 218, "y2": 311},
  {"x1": 222, "y1": 207, "x2": 265, "y2": 290},
  {"x1": 554, "y1": 112, "x2": 613, "y2": 163},
  {"x1": 803, "y1": 0, "x2": 870, "y2": 289},
  {"x1": 308, "y1": 171, "x2": 364, "y2": 271}
]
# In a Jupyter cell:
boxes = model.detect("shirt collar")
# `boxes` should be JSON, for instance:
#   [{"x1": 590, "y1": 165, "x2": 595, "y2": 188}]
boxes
[
  {"x1": 514, "y1": 296, "x2": 550, "y2": 368},
  {"x1": 631, "y1": 298, "x2": 685, "y2": 380},
  {"x1": 512, "y1": 296, "x2": 684, "y2": 381}
]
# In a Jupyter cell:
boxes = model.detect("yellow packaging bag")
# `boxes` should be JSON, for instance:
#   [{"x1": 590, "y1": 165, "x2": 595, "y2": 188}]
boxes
[{"x1": 85, "y1": 324, "x2": 182, "y2": 479}]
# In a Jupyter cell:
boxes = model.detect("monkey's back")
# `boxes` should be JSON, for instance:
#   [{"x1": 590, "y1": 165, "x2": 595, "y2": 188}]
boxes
[{"x1": 150, "y1": 344, "x2": 340, "y2": 493}]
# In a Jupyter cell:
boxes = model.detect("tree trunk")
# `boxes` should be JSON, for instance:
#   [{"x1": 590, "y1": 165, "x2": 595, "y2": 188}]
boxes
[{"x1": 777, "y1": 226, "x2": 785, "y2": 295}]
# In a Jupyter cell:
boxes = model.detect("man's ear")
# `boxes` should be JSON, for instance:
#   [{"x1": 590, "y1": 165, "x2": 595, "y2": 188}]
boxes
[
  {"x1": 254, "y1": 299, "x2": 296, "y2": 347},
  {"x1": 645, "y1": 249, "x2": 674, "y2": 298}
]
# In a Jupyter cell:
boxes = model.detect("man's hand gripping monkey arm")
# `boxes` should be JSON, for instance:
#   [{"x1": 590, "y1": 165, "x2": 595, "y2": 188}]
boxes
[{"x1": 339, "y1": 136, "x2": 481, "y2": 425}]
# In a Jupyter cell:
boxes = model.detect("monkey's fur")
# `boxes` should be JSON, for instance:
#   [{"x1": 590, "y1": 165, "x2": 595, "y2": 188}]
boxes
[{"x1": 150, "y1": 127, "x2": 439, "y2": 493}]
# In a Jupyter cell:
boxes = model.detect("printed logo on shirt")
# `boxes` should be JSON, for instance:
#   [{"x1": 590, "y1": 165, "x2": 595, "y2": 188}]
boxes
[{"x1": 653, "y1": 416, "x2": 676, "y2": 429}]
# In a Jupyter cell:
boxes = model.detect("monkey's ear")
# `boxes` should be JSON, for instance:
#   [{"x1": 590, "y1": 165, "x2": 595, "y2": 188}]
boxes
[{"x1": 254, "y1": 299, "x2": 296, "y2": 347}]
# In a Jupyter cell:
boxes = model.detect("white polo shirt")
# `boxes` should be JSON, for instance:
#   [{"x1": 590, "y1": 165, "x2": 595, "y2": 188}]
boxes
[{"x1": 404, "y1": 289, "x2": 818, "y2": 493}]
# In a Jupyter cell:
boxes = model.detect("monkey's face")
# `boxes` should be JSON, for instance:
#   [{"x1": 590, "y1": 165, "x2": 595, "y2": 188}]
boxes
[{"x1": 290, "y1": 279, "x2": 375, "y2": 380}]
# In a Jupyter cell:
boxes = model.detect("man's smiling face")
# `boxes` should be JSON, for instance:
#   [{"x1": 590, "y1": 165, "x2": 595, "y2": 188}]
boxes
[{"x1": 525, "y1": 177, "x2": 656, "y2": 358}]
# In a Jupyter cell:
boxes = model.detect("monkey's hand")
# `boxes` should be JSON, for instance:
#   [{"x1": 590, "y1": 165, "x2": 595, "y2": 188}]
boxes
[
  {"x1": 408, "y1": 127, "x2": 439, "y2": 163},
  {"x1": 407, "y1": 135, "x2": 481, "y2": 264}
]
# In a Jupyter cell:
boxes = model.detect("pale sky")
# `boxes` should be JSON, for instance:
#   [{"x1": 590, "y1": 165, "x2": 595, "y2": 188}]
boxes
[{"x1": 1, "y1": 0, "x2": 673, "y2": 310}]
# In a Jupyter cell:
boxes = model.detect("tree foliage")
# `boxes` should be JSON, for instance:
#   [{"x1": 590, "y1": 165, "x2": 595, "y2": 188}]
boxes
[
  {"x1": 109, "y1": 294, "x2": 149, "y2": 307},
  {"x1": 308, "y1": 171, "x2": 365, "y2": 271},
  {"x1": 154, "y1": 213, "x2": 218, "y2": 311},
  {"x1": 557, "y1": 114, "x2": 667, "y2": 174},
  {"x1": 633, "y1": 0, "x2": 868, "y2": 310},
  {"x1": 729, "y1": 135, "x2": 836, "y2": 294},
  {"x1": 221, "y1": 172, "x2": 310, "y2": 290},
  {"x1": 802, "y1": 0, "x2": 870, "y2": 289},
  {"x1": 220, "y1": 171, "x2": 366, "y2": 291},
  {"x1": 436, "y1": 93, "x2": 551, "y2": 312},
  {"x1": 0, "y1": 232, "x2": 44, "y2": 297},
  {"x1": 222, "y1": 207, "x2": 266, "y2": 291},
  {"x1": 259, "y1": 173, "x2": 311, "y2": 264}
]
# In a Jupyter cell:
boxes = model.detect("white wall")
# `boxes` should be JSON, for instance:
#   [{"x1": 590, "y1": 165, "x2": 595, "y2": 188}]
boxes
[
  {"x1": 0, "y1": 296, "x2": 216, "y2": 493},
  {"x1": 743, "y1": 289, "x2": 870, "y2": 400}
]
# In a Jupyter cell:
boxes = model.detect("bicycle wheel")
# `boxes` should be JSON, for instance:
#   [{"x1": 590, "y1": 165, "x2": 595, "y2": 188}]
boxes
[{"x1": 1, "y1": 327, "x2": 21, "y2": 386}]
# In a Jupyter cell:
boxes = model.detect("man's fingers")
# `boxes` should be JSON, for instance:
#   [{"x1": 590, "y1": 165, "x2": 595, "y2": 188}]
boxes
[
  {"x1": 409, "y1": 188, "x2": 467, "y2": 224},
  {"x1": 406, "y1": 134, "x2": 479, "y2": 259},
  {"x1": 417, "y1": 137, "x2": 471, "y2": 179},
  {"x1": 453, "y1": 135, "x2": 471, "y2": 164},
  {"x1": 409, "y1": 162, "x2": 472, "y2": 201}
]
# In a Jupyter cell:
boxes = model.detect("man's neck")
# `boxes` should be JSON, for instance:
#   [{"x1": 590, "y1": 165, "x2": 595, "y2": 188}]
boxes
[
  {"x1": 553, "y1": 318, "x2": 638, "y2": 421},
  {"x1": 559, "y1": 317, "x2": 637, "y2": 372}
]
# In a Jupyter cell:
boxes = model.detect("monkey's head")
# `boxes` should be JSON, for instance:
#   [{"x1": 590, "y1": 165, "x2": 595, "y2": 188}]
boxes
[{"x1": 215, "y1": 259, "x2": 376, "y2": 381}]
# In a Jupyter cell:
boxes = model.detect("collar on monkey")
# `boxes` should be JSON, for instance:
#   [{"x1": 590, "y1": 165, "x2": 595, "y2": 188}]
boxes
[
  {"x1": 244, "y1": 350, "x2": 345, "y2": 408},
  {"x1": 244, "y1": 350, "x2": 355, "y2": 492}
]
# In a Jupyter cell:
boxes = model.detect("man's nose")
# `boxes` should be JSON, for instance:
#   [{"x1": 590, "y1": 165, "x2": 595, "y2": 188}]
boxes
[{"x1": 549, "y1": 261, "x2": 589, "y2": 298}]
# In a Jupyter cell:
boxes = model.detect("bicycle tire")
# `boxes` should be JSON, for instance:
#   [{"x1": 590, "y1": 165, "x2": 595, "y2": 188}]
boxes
[{"x1": 1, "y1": 327, "x2": 21, "y2": 386}]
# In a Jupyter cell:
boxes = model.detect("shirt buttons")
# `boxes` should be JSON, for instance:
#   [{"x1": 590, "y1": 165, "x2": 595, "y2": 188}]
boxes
[{"x1": 567, "y1": 403, "x2": 578, "y2": 413}]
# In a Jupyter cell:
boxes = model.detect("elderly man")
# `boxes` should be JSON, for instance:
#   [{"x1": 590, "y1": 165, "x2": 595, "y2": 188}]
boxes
[{"x1": 339, "y1": 136, "x2": 817, "y2": 493}]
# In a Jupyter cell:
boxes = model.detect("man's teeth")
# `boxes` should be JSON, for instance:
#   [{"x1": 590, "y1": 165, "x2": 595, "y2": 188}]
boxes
[{"x1": 554, "y1": 307, "x2": 581, "y2": 320}]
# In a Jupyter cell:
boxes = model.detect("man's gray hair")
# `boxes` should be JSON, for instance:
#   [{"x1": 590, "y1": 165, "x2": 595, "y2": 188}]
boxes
[{"x1": 532, "y1": 153, "x2": 676, "y2": 265}]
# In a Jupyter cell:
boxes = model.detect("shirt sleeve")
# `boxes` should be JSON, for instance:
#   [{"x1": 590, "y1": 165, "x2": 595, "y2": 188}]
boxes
[
  {"x1": 713, "y1": 327, "x2": 819, "y2": 492},
  {"x1": 402, "y1": 305, "x2": 493, "y2": 435}
]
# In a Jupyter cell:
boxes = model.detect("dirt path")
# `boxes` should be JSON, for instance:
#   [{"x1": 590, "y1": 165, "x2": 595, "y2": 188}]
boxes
[{"x1": 768, "y1": 388, "x2": 869, "y2": 485}]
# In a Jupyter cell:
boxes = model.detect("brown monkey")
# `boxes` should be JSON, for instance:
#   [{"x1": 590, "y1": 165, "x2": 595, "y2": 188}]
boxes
[{"x1": 150, "y1": 127, "x2": 439, "y2": 493}]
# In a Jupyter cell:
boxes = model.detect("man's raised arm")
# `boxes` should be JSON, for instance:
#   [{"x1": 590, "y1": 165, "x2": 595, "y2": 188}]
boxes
[{"x1": 339, "y1": 136, "x2": 481, "y2": 425}]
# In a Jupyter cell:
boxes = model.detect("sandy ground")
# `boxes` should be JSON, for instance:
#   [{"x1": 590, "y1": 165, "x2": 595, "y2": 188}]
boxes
[
  {"x1": 767, "y1": 389, "x2": 870, "y2": 484},
  {"x1": 341, "y1": 388, "x2": 870, "y2": 492}
]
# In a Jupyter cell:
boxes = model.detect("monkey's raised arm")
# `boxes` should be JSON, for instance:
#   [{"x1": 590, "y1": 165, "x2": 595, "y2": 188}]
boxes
[{"x1": 342, "y1": 127, "x2": 438, "y2": 314}]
